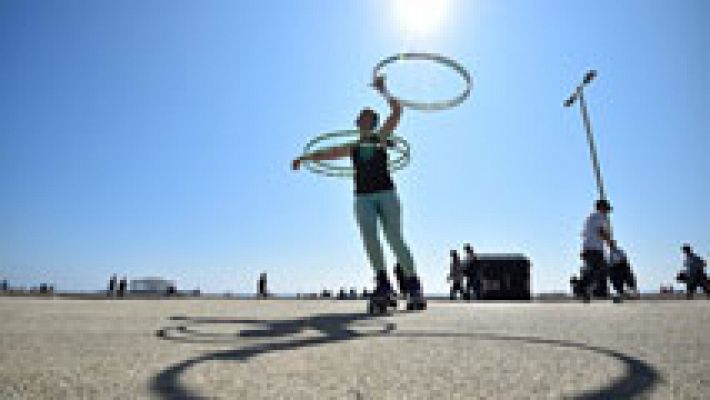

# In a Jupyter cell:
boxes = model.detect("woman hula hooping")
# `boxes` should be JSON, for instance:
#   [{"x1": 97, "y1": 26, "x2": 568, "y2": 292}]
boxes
[{"x1": 292, "y1": 75, "x2": 426, "y2": 311}]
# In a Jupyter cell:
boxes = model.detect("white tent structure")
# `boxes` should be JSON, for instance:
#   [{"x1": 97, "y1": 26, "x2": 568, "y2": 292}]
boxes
[{"x1": 129, "y1": 277, "x2": 174, "y2": 294}]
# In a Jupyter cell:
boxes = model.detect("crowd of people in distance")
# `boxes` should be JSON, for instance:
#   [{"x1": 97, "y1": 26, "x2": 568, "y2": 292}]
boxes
[
  {"x1": 440, "y1": 199, "x2": 709, "y2": 302},
  {"x1": 571, "y1": 199, "x2": 708, "y2": 301},
  {"x1": 101, "y1": 216, "x2": 709, "y2": 302},
  {"x1": 0, "y1": 280, "x2": 53, "y2": 294}
]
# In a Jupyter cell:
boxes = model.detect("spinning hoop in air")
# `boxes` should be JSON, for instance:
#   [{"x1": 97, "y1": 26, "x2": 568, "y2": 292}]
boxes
[
  {"x1": 302, "y1": 130, "x2": 411, "y2": 178},
  {"x1": 373, "y1": 52, "x2": 472, "y2": 111}
]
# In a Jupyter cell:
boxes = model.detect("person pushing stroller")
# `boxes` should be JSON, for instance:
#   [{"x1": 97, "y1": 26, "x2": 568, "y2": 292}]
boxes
[{"x1": 578, "y1": 199, "x2": 613, "y2": 302}]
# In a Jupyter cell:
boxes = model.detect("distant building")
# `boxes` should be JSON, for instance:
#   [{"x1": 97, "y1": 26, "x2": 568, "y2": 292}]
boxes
[{"x1": 130, "y1": 277, "x2": 175, "y2": 294}]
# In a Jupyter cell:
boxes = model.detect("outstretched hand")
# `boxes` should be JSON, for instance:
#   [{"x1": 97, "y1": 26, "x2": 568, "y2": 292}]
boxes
[{"x1": 291, "y1": 158, "x2": 301, "y2": 171}]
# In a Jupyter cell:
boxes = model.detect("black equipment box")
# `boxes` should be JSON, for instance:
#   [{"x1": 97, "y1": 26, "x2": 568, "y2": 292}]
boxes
[{"x1": 477, "y1": 254, "x2": 531, "y2": 300}]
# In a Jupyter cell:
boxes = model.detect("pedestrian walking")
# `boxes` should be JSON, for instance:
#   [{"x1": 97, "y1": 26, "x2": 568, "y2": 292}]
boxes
[
  {"x1": 447, "y1": 250, "x2": 465, "y2": 300},
  {"x1": 680, "y1": 244, "x2": 709, "y2": 299},
  {"x1": 578, "y1": 199, "x2": 613, "y2": 302},
  {"x1": 462, "y1": 244, "x2": 481, "y2": 300}
]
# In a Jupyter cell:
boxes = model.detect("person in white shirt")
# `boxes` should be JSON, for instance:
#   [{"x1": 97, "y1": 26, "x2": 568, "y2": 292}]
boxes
[
  {"x1": 608, "y1": 240, "x2": 638, "y2": 298},
  {"x1": 680, "y1": 244, "x2": 709, "y2": 299},
  {"x1": 578, "y1": 199, "x2": 613, "y2": 302}
]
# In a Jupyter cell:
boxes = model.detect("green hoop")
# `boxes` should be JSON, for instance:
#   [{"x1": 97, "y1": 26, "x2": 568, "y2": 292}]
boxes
[{"x1": 302, "y1": 130, "x2": 411, "y2": 178}]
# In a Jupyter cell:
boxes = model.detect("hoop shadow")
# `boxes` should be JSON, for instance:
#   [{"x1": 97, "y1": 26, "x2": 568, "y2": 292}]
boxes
[{"x1": 151, "y1": 313, "x2": 659, "y2": 399}]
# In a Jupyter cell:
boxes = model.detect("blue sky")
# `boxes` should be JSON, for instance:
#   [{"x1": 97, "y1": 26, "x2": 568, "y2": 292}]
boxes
[{"x1": 1, "y1": 0, "x2": 708, "y2": 294}]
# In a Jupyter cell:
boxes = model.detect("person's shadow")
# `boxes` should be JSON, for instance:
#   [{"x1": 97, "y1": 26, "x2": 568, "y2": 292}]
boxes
[{"x1": 151, "y1": 311, "x2": 659, "y2": 399}]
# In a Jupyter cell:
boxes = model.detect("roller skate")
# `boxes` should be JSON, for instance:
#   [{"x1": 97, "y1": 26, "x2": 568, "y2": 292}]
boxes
[
  {"x1": 367, "y1": 271, "x2": 396, "y2": 315},
  {"x1": 405, "y1": 275, "x2": 427, "y2": 311}
]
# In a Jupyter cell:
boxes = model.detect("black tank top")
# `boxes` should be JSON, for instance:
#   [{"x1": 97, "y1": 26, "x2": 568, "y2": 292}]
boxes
[{"x1": 350, "y1": 136, "x2": 395, "y2": 195}]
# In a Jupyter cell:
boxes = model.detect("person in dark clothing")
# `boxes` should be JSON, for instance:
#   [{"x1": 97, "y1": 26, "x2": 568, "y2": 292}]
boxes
[
  {"x1": 292, "y1": 75, "x2": 425, "y2": 310},
  {"x1": 578, "y1": 200, "x2": 613, "y2": 302},
  {"x1": 447, "y1": 250, "x2": 465, "y2": 300},
  {"x1": 681, "y1": 244, "x2": 709, "y2": 299},
  {"x1": 108, "y1": 274, "x2": 117, "y2": 297},
  {"x1": 118, "y1": 276, "x2": 127, "y2": 298},
  {"x1": 462, "y1": 244, "x2": 480, "y2": 300},
  {"x1": 257, "y1": 272, "x2": 268, "y2": 298},
  {"x1": 608, "y1": 240, "x2": 638, "y2": 299}
]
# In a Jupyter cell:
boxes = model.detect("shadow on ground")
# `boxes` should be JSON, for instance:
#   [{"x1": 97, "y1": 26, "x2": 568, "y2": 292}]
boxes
[{"x1": 151, "y1": 312, "x2": 659, "y2": 399}]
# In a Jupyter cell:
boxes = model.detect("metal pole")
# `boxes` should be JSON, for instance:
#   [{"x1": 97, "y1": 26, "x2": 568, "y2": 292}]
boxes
[
  {"x1": 564, "y1": 70, "x2": 613, "y2": 236},
  {"x1": 564, "y1": 70, "x2": 607, "y2": 202},
  {"x1": 578, "y1": 91, "x2": 607, "y2": 202}
]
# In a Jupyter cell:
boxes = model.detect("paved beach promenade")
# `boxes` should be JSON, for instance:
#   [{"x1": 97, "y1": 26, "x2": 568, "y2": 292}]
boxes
[{"x1": 0, "y1": 297, "x2": 708, "y2": 399}]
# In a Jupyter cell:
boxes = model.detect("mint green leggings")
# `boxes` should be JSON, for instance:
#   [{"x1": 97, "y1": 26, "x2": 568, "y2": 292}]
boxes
[{"x1": 354, "y1": 189, "x2": 416, "y2": 278}]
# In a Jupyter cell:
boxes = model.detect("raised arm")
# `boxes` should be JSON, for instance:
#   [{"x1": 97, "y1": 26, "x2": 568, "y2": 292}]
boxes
[{"x1": 372, "y1": 75, "x2": 402, "y2": 138}]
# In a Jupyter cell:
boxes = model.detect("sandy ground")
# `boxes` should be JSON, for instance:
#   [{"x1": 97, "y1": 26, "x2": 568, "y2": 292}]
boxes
[{"x1": 0, "y1": 297, "x2": 708, "y2": 399}]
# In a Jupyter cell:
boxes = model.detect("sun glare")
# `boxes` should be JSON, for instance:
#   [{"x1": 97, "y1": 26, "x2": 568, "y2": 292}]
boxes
[{"x1": 393, "y1": 0, "x2": 449, "y2": 37}]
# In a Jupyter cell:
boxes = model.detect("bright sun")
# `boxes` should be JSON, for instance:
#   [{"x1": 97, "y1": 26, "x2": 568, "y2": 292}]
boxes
[{"x1": 393, "y1": 0, "x2": 449, "y2": 36}]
